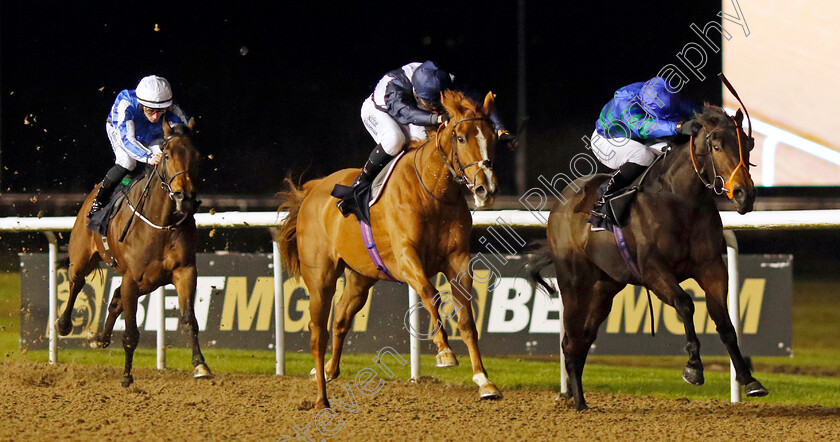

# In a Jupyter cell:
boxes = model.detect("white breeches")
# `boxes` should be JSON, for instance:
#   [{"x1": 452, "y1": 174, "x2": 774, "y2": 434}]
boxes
[
  {"x1": 590, "y1": 130, "x2": 666, "y2": 170},
  {"x1": 361, "y1": 97, "x2": 428, "y2": 155},
  {"x1": 106, "y1": 124, "x2": 162, "y2": 171}
]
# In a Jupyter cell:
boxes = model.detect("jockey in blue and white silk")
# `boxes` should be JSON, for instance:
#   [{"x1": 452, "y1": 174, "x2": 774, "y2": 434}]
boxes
[{"x1": 89, "y1": 75, "x2": 189, "y2": 218}]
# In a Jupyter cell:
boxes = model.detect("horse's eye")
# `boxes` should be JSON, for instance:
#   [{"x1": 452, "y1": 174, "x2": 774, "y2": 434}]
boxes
[
  {"x1": 457, "y1": 136, "x2": 465, "y2": 143},
  {"x1": 713, "y1": 145, "x2": 721, "y2": 152},
  {"x1": 164, "y1": 153, "x2": 170, "y2": 159}
]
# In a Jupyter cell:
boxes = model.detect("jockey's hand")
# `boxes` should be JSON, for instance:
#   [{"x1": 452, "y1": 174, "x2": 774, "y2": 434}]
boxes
[
  {"x1": 497, "y1": 129, "x2": 518, "y2": 149},
  {"x1": 149, "y1": 152, "x2": 163, "y2": 166},
  {"x1": 437, "y1": 114, "x2": 450, "y2": 125},
  {"x1": 677, "y1": 119, "x2": 701, "y2": 136}
]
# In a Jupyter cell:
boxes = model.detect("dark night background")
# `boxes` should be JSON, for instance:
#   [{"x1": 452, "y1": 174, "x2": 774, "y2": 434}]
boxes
[{"x1": 0, "y1": 1, "x2": 723, "y2": 197}]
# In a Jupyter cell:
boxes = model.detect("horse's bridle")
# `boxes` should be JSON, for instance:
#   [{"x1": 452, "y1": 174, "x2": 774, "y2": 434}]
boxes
[
  {"x1": 155, "y1": 133, "x2": 192, "y2": 200},
  {"x1": 688, "y1": 116, "x2": 749, "y2": 199},
  {"x1": 124, "y1": 132, "x2": 194, "y2": 231},
  {"x1": 413, "y1": 116, "x2": 495, "y2": 202},
  {"x1": 689, "y1": 73, "x2": 753, "y2": 200},
  {"x1": 434, "y1": 116, "x2": 494, "y2": 190}
]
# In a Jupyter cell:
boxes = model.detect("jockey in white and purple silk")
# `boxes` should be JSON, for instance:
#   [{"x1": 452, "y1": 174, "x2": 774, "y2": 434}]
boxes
[
  {"x1": 590, "y1": 76, "x2": 701, "y2": 218},
  {"x1": 89, "y1": 75, "x2": 189, "y2": 217}
]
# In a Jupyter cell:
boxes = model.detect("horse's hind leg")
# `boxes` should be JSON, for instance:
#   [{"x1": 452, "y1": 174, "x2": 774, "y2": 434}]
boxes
[
  {"x1": 697, "y1": 262, "x2": 768, "y2": 397},
  {"x1": 646, "y1": 263, "x2": 705, "y2": 386},
  {"x1": 118, "y1": 279, "x2": 141, "y2": 388},
  {"x1": 301, "y1": 254, "x2": 342, "y2": 410},
  {"x1": 399, "y1": 250, "x2": 456, "y2": 367},
  {"x1": 89, "y1": 285, "x2": 122, "y2": 348},
  {"x1": 56, "y1": 234, "x2": 100, "y2": 336},
  {"x1": 173, "y1": 266, "x2": 211, "y2": 378},
  {"x1": 445, "y1": 253, "x2": 501, "y2": 399},
  {"x1": 561, "y1": 278, "x2": 623, "y2": 411},
  {"x1": 324, "y1": 270, "x2": 376, "y2": 381}
]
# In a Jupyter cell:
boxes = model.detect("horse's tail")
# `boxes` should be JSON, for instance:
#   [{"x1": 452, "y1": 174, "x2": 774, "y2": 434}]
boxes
[
  {"x1": 523, "y1": 240, "x2": 557, "y2": 295},
  {"x1": 275, "y1": 177, "x2": 308, "y2": 279}
]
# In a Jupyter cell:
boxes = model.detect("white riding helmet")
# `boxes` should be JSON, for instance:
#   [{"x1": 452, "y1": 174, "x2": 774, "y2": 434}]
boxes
[{"x1": 135, "y1": 75, "x2": 173, "y2": 109}]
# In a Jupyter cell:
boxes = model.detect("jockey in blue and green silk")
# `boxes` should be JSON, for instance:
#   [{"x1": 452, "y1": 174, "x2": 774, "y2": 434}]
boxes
[
  {"x1": 590, "y1": 76, "x2": 700, "y2": 220},
  {"x1": 88, "y1": 75, "x2": 189, "y2": 218}
]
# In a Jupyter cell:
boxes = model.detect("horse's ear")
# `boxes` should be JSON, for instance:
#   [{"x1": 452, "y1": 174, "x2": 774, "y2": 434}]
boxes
[
  {"x1": 735, "y1": 108, "x2": 744, "y2": 126},
  {"x1": 162, "y1": 120, "x2": 172, "y2": 137},
  {"x1": 482, "y1": 91, "x2": 496, "y2": 117},
  {"x1": 188, "y1": 117, "x2": 196, "y2": 131},
  {"x1": 441, "y1": 90, "x2": 465, "y2": 119}
]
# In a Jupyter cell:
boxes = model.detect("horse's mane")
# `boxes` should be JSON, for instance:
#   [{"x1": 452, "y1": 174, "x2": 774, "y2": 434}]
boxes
[
  {"x1": 695, "y1": 104, "x2": 736, "y2": 129},
  {"x1": 406, "y1": 90, "x2": 487, "y2": 151}
]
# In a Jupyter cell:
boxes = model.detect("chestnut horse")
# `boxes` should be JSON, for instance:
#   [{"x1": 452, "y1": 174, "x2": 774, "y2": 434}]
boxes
[
  {"x1": 56, "y1": 120, "x2": 210, "y2": 387},
  {"x1": 277, "y1": 90, "x2": 502, "y2": 409},
  {"x1": 528, "y1": 105, "x2": 768, "y2": 410}
]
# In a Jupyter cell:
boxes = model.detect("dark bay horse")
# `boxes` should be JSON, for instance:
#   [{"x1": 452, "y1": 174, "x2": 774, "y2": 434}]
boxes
[
  {"x1": 528, "y1": 105, "x2": 768, "y2": 411},
  {"x1": 277, "y1": 90, "x2": 502, "y2": 409},
  {"x1": 56, "y1": 120, "x2": 210, "y2": 387}
]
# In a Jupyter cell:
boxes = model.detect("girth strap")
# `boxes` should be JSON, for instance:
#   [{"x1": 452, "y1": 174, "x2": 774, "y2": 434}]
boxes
[{"x1": 359, "y1": 220, "x2": 401, "y2": 282}]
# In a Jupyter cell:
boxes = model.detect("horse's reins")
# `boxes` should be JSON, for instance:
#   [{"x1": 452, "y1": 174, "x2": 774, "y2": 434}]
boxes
[
  {"x1": 121, "y1": 133, "x2": 193, "y2": 236},
  {"x1": 413, "y1": 116, "x2": 494, "y2": 202},
  {"x1": 689, "y1": 73, "x2": 752, "y2": 200}
]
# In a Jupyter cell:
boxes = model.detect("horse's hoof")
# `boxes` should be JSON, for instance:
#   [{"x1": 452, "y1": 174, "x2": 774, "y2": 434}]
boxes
[
  {"x1": 87, "y1": 332, "x2": 110, "y2": 348},
  {"x1": 479, "y1": 383, "x2": 503, "y2": 400},
  {"x1": 55, "y1": 318, "x2": 72, "y2": 336},
  {"x1": 745, "y1": 380, "x2": 769, "y2": 397},
  {"x1": 308, "y1": 368, "x2": 335, "y2": 383},
  {"x1": 315, "y1": 399, "x2": 330, "y2": 410},
  {"x1": 435, "y1": 349, "x2": 459, "y2": 368},
  {"x1": 682, "y1": 366, "x2": 705, "y2": 386},
  {"x1": 575, "y1": 402, "x2": 590, "y2": 412},
  {"x1": 121, "y1": 375, "x2": 134, "y2": 388},
  {"x1": 555, "y1": 390, "x2": 572, "y2": 402},
  {"x1": 193, "y1": 364, "x2": 213, "y2": 379}
]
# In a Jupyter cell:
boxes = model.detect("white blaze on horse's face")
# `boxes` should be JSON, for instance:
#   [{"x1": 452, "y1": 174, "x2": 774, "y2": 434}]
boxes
[{"x1": 471, "y1": 125, "x2": 497, "y2": 208}]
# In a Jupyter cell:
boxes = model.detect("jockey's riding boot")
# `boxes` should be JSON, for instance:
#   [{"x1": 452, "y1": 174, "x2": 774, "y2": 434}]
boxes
[
  {"x1": 592, "y1": 162, "x2": 647, "y2": 218},
  {"x1": 351, "y1": 144, "x2": 394, "y2": 189},
  {"x1": 88, "y1": 164, "x2": 129, "y2": 218}
]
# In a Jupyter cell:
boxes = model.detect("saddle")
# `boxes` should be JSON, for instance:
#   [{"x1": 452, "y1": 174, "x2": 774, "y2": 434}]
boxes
[
  {"x1": 589, "y1": 142, "x2": 671, "y2": 232},
  {"x1": 87, "y1": 168, "x2": 148, "y2": 236},
  {"x1": 331, "y1": 151, "x2": 405, "y2": 224}
]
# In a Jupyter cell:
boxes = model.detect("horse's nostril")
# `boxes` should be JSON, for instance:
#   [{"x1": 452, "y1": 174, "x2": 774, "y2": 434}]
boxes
[
  {"x1": 475, "y1": 186, "x2": 487, "y2": 198},
  {"x1": 734, "y1": 188, "x2": 745, "y2": 198}
]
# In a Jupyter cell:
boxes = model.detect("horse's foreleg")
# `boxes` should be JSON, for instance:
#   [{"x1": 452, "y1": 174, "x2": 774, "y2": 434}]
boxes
[
  {"x1": 698, "y1": 264, "x2": 768, "y2": 397},
  {"x1": 444, "y1": 255, "x2": 501, "y2": 399},
  {"x1": 90, "y1": 286, "x2": 122, "y2": 348},
  {"x1": 325, "y1": 271, "x2": 375, "y2": 382},
  {"x1": 119, "y1": 281, "x2": 140, "y2": 388},
  {"x1": 646, "y1": 265, "x2": 705, "y2": 386},
  {"x1": 173, "y1": 266, "x2": 211, "y2": 378}
]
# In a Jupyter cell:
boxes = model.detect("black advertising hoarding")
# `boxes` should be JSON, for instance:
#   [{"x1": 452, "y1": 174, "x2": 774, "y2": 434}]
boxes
[{"x1": 20, "y1": 253, "x2": 792, "y2": 356}]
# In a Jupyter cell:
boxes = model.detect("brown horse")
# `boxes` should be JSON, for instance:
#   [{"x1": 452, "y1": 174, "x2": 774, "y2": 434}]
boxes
[
  {"x1": 56, "y1": 120, "x2": 210, "y2": 387},
  {"x1": 277, "y1": 90, "x2": 502, "y2": 409},
  {"x1": 527, "y1": 105, "x2": 768, "y2": 411}
]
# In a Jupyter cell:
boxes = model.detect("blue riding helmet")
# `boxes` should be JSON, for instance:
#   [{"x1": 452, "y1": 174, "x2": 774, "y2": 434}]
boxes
[{"x1": 412, "y1": 60, "x2": 453, "y2": 104}]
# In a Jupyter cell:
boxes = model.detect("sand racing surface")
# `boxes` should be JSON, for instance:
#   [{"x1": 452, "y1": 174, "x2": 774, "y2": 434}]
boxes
[{"x1": 1, "y1": 360, "x2": 839, "y2": 441}]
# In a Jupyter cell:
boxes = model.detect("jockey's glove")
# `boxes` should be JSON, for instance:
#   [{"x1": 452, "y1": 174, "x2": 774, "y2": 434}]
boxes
[{"x1": 677, "y1": 119, "x2": 702, "y2": 136}]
